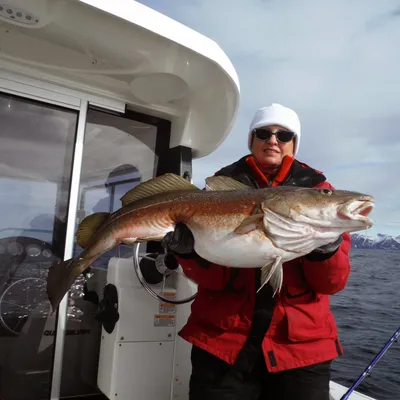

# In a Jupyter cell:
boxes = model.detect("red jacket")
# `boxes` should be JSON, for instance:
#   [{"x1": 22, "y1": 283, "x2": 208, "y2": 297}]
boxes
[{"x1": 176, "y1": 155, "x2": 351, "y2": 373}]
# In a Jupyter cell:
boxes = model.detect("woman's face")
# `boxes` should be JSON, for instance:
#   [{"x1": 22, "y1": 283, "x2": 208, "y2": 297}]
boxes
[{"x1": 250, "y1": 124, "x2": 295, "y2": 170}]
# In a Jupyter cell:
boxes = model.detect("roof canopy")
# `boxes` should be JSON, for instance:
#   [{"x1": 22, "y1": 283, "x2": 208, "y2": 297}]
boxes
[{"x1": 0, "y1": 0, "x2": 240, "y2": 158}]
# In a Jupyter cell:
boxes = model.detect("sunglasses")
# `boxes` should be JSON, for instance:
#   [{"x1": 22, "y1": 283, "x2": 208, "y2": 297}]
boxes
[{"x1": 252, "y1": 128, "x2": 295, "y2": 143}]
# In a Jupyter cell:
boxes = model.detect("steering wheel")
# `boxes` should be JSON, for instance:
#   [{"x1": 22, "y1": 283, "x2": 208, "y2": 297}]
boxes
[
  {"x1": 0, "y1": 235, "x2": 59, "y2": 335},
  {"x1": 132, "y1": 243, "x2": 197, "y2": 305},
  {"x1": 0, "y1": 277, "x2": 50, "y2": 335}
]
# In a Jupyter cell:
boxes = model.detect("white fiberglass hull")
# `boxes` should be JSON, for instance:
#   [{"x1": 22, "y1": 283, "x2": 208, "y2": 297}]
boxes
[{"x1": 329, "y1": 381, "x2": 377, "y2": 400}]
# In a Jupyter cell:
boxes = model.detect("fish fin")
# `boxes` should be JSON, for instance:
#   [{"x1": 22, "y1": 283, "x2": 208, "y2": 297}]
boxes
[
  {"x1": 234, "y1": 214, "x2": 264, "y2": 235},
  {"x1": 268, "y1": 263, "x2": 283, "y2": 297},
  {"x1": 46, "y1": 258, "x2": 84, "y2": 312},
  {"x1": 76, "y1": 212, "x2": 110, "y2": 248},
  {"x1": 121, "y1": 236, "x2": 163, "y2": 245},
  {"x1": 257, "y1": 256, "x2": 283, "y2": 296},
  {"x1": 205, "y1": 176, "x2": 252, "y2": 191},
  {"x1": 120, "y1": 173, "x2": 199, "y2": 206},
  {"x1": 121, "y1": 238, "x2": 137, "y2": 245}
]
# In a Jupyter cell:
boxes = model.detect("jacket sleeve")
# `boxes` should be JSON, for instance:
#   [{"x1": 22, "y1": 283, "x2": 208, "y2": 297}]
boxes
[
  {"x1": 302, "y1": 180, "x2": 352, "y2": 294},
  {"x1": 175, "y1": 255, "x2": 233, "y2": 291},
  {"x1": 302, "y1": 232, "x2": 351, "y2": 294}
]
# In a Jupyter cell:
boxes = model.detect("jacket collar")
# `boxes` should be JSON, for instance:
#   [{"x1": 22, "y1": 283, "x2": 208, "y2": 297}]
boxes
[{"x1": 245, "y1": 155, "x2": 295, "y2": 187}]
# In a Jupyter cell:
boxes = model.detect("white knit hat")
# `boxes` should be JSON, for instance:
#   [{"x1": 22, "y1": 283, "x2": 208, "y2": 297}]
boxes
[{"x1": 248, "y1": 103, "x2": 301, "y2": 156}]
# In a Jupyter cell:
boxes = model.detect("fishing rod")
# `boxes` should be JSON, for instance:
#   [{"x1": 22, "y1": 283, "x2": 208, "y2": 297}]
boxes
[{"x1": 340, "y1": 325, "x2": 400, "y2": 400}]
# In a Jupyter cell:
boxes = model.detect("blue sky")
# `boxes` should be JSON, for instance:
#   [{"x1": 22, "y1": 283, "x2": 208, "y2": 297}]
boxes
[{"x1": 139, "y1": 0, "x2": 400, "y2": 237}]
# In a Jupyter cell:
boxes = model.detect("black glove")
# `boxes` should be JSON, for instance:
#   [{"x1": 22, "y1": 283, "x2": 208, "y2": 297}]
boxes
[
  {"x1": 162, "y1": 222, "x2": 195, "y2": 256},
  {"x1": 304, "y1": 235, "x2": 343, "y2": 262},
  {"x1": 162, "y1": 223, "x2": 211, "y2": 268}
]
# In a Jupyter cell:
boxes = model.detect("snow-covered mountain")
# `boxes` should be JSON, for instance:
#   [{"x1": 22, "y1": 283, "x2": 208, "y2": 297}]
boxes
[{"x1": 350, "y1": 233, "x2": 400, "y2": 250}]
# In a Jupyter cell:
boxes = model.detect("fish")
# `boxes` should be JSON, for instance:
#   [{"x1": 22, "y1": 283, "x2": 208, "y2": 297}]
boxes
[{"x1": 46, "y1": 173, "x2": 374, "y2": 311}]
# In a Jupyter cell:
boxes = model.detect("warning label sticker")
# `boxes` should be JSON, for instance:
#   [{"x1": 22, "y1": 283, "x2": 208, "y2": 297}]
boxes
[
  {"x1": 154, "y1": 314, "x2": 176, "y2": 327},
  {"x1": 158, "y1": 291, "x2": 177, "y2": 314},
  {"x1": 159, "y1": 302, "x2": 176, "y2": 314},
  {"x1": 161, "y1": 291, "x2": 176, "y2": 300}
]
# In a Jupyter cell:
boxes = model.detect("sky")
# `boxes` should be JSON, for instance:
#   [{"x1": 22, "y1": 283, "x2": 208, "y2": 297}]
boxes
[{"x1": 139, "y1": 0, "x2": 400, "y2": 237}]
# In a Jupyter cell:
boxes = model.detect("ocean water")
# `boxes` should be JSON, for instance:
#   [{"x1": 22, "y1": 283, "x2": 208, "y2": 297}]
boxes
[{"x1": 330, "y1": 249, "x2": 400, "y2": 400}]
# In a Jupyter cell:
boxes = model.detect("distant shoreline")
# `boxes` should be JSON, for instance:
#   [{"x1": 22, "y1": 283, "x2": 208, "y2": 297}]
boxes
[
  {"x1": 350, "y1": 233, "x2": 400, "y2": 250},
  {"x1": 351, "y1": 247, "x2": 399, "y2": 250}
]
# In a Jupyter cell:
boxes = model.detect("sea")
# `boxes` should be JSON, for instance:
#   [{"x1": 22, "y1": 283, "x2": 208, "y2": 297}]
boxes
[{"x1": 330, "y1": 249, "x2": 400, "y2": 400}]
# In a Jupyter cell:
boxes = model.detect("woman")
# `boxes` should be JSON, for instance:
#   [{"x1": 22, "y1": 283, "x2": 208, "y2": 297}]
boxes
[{"x1": 162, "y1": 103, "x2": 351, "y2": 400}]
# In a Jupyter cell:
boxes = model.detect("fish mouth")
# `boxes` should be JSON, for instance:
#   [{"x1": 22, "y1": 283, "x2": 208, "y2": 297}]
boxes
[{"x1": 338, "y1": 197, "x2": 375, "y2": 227}]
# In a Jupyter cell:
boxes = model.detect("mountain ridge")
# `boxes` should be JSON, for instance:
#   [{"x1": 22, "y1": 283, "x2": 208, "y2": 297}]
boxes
[{"x1": 350, "y1": 233, "x2": 400, "y2": 250}]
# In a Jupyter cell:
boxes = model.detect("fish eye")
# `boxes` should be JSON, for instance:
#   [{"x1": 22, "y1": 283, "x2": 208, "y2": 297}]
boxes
[{"x1": 320, "y1": 188, "x2": 333, "y2": 195}]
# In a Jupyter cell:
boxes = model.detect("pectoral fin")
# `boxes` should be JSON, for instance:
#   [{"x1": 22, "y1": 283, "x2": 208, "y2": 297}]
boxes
[
  {"x1": 234, "y1": 214, "x2": 264, "y2": 235},
  {"x1": 257, "y1": 256, "x2": 283, "y2": 297}
]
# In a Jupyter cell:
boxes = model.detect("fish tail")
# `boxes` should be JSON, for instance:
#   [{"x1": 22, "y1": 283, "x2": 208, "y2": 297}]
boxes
[{"x1": 46, "y1": 257, "x2": 88, "y2": 313}]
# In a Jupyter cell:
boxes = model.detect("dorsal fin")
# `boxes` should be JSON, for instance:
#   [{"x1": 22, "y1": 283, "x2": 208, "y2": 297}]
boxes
[
  {"x1": 205, "y1": 175, "x2": 252, "y2": 191},
  {"x1": 120, "y1": 173, "x2": 199, "y2": 207},
  {"x1": 76, "y1": 212, "x2": 110, "y2": 248}
]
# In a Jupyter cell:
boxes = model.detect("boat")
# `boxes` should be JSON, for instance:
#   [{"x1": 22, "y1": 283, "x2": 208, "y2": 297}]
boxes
[{"x1": 0, "y1": 1, "x2": 381, "y2": 399}]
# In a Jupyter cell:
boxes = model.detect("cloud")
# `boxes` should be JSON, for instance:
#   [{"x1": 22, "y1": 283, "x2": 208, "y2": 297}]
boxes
[{"x1": 140, "y1": 0, "x2": 400, "y2": 235}]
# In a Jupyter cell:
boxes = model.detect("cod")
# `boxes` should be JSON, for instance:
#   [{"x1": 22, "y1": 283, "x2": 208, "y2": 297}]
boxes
[{"x1": 46, "y1": 173, "x2": 374, "y2": 311}]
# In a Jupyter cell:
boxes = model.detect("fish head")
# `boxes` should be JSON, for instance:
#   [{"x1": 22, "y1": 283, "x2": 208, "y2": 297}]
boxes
[{"x1": 260, "y1": 186, "x2": 374, "y2": 240}]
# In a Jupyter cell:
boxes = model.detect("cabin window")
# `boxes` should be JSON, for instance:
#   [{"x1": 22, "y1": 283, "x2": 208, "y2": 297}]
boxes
[
  {"x1": 0, "y1": 91, "x2": 78, "y2": 400},
  {"x1": 0, "y1": 92, "x2": 171, "y2": 399},
  {"x1": 61, "y1": 106, "x2": 171, "y2": 398}
]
